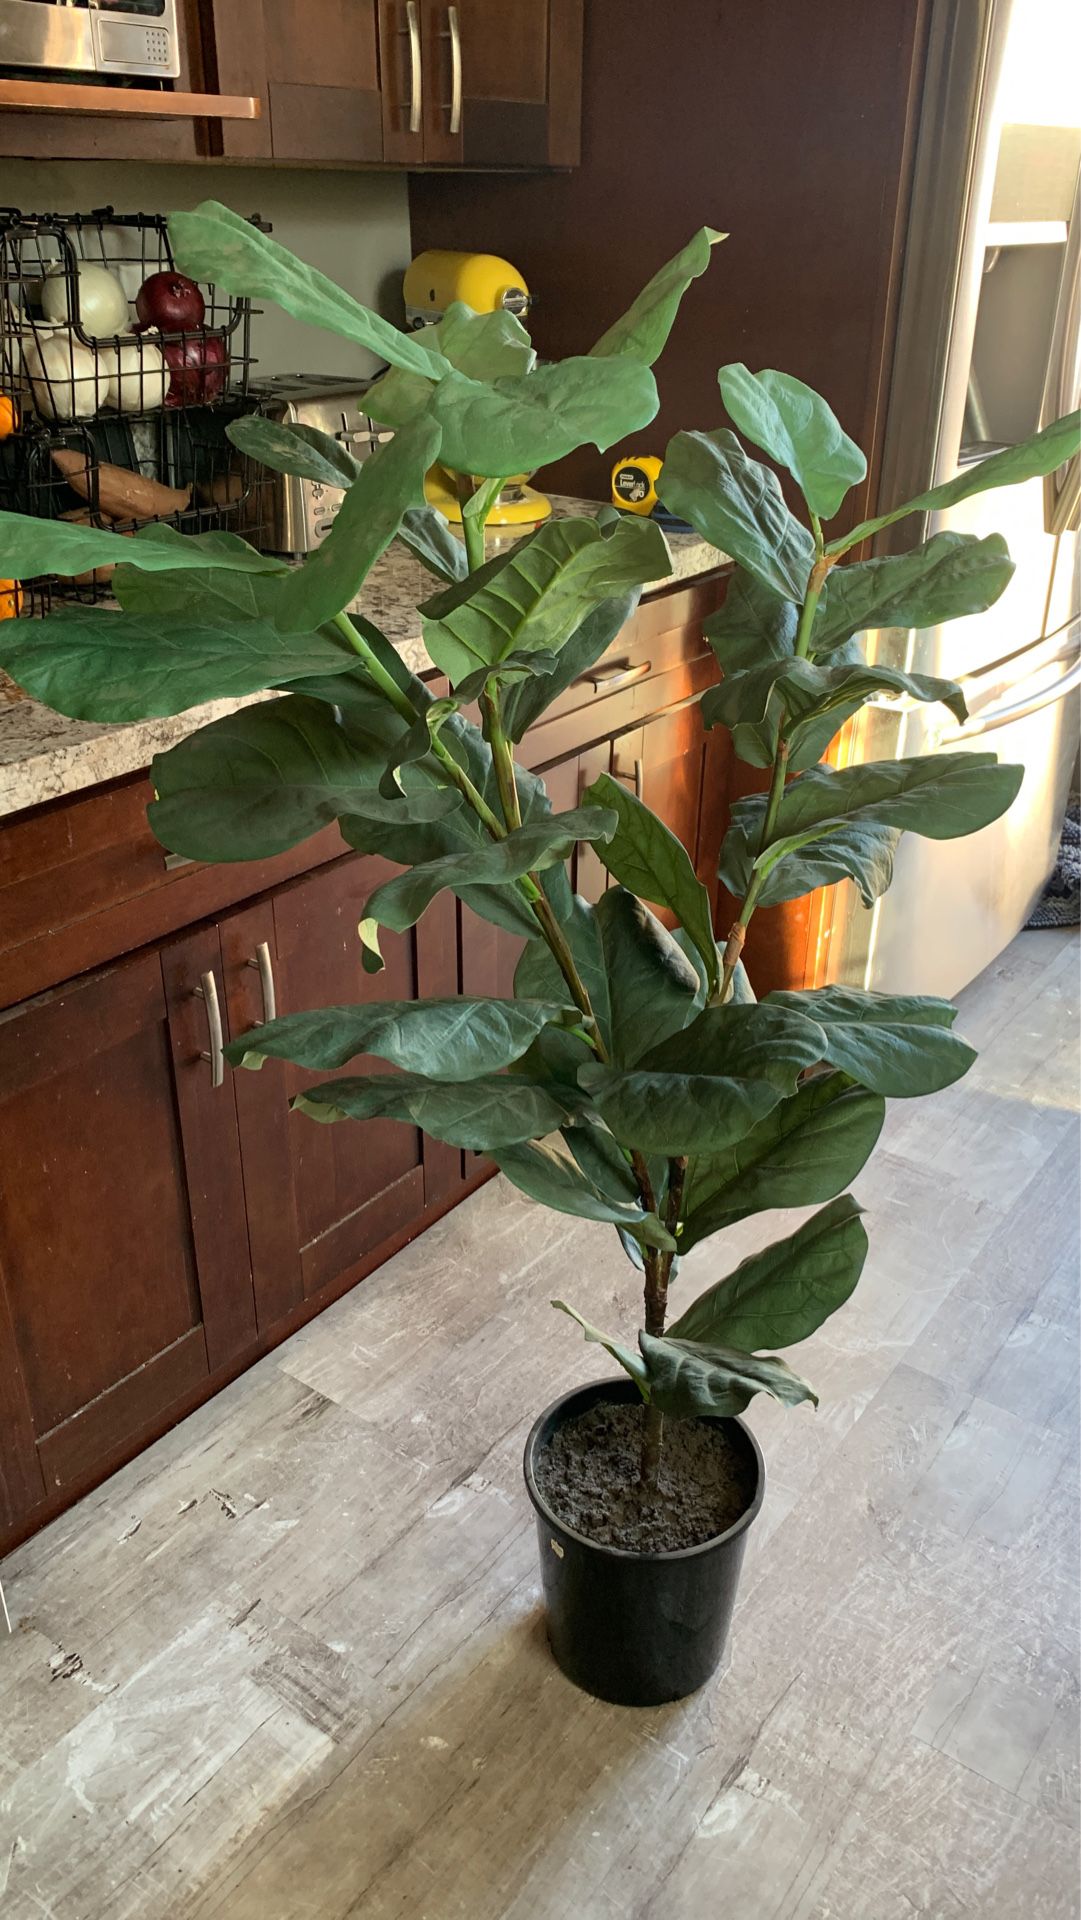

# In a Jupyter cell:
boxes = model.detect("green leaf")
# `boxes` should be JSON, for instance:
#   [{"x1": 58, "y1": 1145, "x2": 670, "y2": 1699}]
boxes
[
  {"x1": 0, "y1": 510, "x2": 282, "y2": 587},
  {"x1": 148, "y1": 695, "x2": 457, "y2": 862},
  {"x1": 292, "y1": 1070, "x2": 572, "y2": 1149},
  {"x1": 718, "y1": 364, "x2": 866, "y2": 520},
  {"x1": 721, "y1": 753, "x2": 1024, "y2": 906},
  {"x1": 721, "y1": 813, "x2": 902, "y2": 909},
  {"x1": 397, "y1": 506, "x2": 468, "y2": 585},
  {"x1": 668, "y1": 1195, "x2": 868, "y2": 1348},
  {"x1": 435, "y1": 300, "x2": 537, "y2": 379},
  {"x1": 501, "y1": 590, "x2": 641, "y2": 741},
  {"x1": 680, "y1": 1074, "x2": 885, "y2": 1251},
  {"x1": 360, "y1": 805, "x2": 616, "y2": 944},
  {"x1": 496, "y1": 1142, "x2": 674, "y2": 1248},
  {"x1": 428, "y1": 357, "x2": 659, "y2": 479},
  {"x1": 594, "y1": 886, "x2": 701, "y2": 1068},
  {"x1": 764, "y1": 984, "x2": 977, "y2": 1097},
  {"x1": 274, "y1": 417, "x2": 442, "y2": 634},
  {"x1": 365, "y1": 364, "x2": 436, "y2": 430},
  {"x1": 552, "y1": 1301, "x2": 649, "y2": 1392},
  {"x1": 582, "y1": 771, "x2": 719, "y2": 996},
  {"x1": 514, "y1": 894, "x2": 612, "y2": 1051},
  {"x1": 421, "y1": 515, "x2": 669, "y2": 685},
  {"x1": 228, "y1": 995, "x2": 572, "y2": 1080},
  {"x1": 660, "y1": 428, "x2": 815, "y2": 599},
  {"x1": 590, "y1": 227, "x2": 726, "y2": 365},
  {"x1": 225, "y1": 415, "x2": 362, "y2": 489},
  {"x1": 640, "y1": 1001, "x2": 830, "y2": 1092},
  {"x1": 705, "y1": 655, "x2": 968, "y2": 773},
  {"x1": 702, "y1": 569, "x2": 799, "y2": 675},
  {"x1": 812, "y1": 532, "x2": 1016, "y2": 655},
  {"x1": 831, "y1": 409, "x2": 1081, "y2": 553},
  {"x1": 0, "y1": 611, "x2": 353, "y2": 723},
  {"x1": 169, "y1": 200, "x2": 449, "y2": 381},
  {"x1": 113, "y1": 554, "x2": 285, "y2": 631},
  {"x1": 577, "y1": 1058, "x2": 783, "y2": 1157},
  {"x1": 638, "y1": 1332, "x2": 817, "y2": 1418}
]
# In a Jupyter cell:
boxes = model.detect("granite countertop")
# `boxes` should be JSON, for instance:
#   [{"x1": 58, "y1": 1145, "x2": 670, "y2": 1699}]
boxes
[{"x1": 0, "y1": 497, "x2": 728, "y2": 820}]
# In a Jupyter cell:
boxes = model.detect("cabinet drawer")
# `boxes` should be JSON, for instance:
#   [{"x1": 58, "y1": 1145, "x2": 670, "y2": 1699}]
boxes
[
  {"x1": 538, "y1": 573, "x2": 725, "y2": 728},
  {"x1": 0, "y1": 774, "x2": 346, "y2": 1010}
]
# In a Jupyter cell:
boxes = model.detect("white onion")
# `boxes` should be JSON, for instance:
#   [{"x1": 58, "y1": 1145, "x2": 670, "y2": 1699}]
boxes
[
  {"x1": 99, "y1": 337, "x2": 167, "y2": 414},
  {"x1": 25, "y1": 330, "x2": 100, "y2": 420},
  {"x1": 42, "y1": 261, "x2": 129, "y2": 338}
]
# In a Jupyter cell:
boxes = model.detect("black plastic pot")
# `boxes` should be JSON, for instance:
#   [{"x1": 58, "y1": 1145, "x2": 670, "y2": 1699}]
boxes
[{"x1": 523, "y1": 1376, "x2": 765, "y2": 1707}]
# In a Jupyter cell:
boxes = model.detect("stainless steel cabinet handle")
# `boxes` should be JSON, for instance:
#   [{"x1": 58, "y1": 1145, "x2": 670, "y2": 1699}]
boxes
[
  {"x1": 193, "y1": 971, "x2": 224, "y2": 1089},
  {"x1": 246, "y1": 940, "x2": 278, "y2": 1024},
  {"x1": 615, "y1": 756, "x2": 645, "y2": 800},
  {"x1": 405, "y1": 0, "x2": 422, "y2": 133},
  {"x1": 586, "y1": 658, "x2": 652, "y2": 692},
  {"x1": 448, "y1": 4, "x2": 462, "y2": 134}
]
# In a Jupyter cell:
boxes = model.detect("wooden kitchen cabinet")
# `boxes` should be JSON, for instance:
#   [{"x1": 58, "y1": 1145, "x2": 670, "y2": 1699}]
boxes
[
  {"x1": 0, "y1": 933, "x2": 255, "y2": 1534},
  {"x1": 380, "y1": 0, "x2": 582, "y2": 168}
]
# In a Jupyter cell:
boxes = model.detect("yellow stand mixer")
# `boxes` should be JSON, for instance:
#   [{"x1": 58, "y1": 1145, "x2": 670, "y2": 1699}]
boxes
[{"x1": 402, "y1": 249, "x2": 552, "y2": 536}]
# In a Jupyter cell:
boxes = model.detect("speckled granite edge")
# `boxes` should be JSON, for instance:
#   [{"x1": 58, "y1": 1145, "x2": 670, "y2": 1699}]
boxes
[{"x1": 0, "y1": 499, "x2": 728, "y2": 821}]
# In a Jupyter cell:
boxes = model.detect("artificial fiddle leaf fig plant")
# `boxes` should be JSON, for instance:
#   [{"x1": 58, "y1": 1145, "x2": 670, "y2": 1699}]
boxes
[{"x1": 0, "y1": 210, "x2": 1076, "y2": 1627}]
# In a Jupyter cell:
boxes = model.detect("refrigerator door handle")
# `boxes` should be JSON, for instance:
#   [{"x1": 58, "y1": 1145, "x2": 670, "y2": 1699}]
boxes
[{"x1": 941, "y1": 655, "x2": 1081, "y2": 738}]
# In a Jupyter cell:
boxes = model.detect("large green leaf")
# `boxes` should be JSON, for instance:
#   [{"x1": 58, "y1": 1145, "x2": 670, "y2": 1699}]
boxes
[
  {"x1": 359, "y1": 804, "x2": 616, "y2": 950},
  {"x1": 660, "y1": 428, "x2": 815, "y2": 599},
  {"x1": 169, "y1": 200, "x2": 449, "y2": 381},
  {"x1": 112, "y1": 551, "x2": 285, "y2": 632},
  {"x1": 148, "y1": 695, "x2": 455, "y2": 862},
  {"x1": 638, "y1": 1332, "x2": 817, "y2": 1418},
  {"x1": 812, "y1": 532, "x2": 1016, "y2": 655},
  {"x1": 577, "y1": 1058, "x2": 783, "y2": 1157},
  {"x1": 420, "y1": 515, "x2": 669, "y2": 684},
  {"x1": 273, "y1": 417, "x2": 441, "y2": 633},
  {"x1": 0, "y1": 610, "x2": 353, "y2": 722},
  {"x1": 668, "y1": 1195, "x2": 868, "y2": 1349},
  {"x1": 496, "y1": 1142, "x2": 674, "y2": 1248},
  {"x1": 367, "y1": 300, "x2": 537, "y2": 429},
  {"x1": 428, "y1": 357, "x2": 659, "y2": 478},
  {"x1": 680, "y1": 1073, "x2": 886, "y2": 1250},
  {"x1": 594, "y1": 886, "x2": 700, "y2": 1067},
  {"x1": 551, "y1": 1301, "x2": 649, "y2": 1392},
  {"x1": 226, "y1": 415, "x2": 362, "y2": 489},
  {"x1": 514, "y1": 894, "x2": 612, "y2": 1050},
  {"x1": 718, "y1": 364, "x2": 866, "y2": 520},
  {"x1": 702, "y1": 569, "x2": 799, "y2": 674},
  {"x1": 227, "y1": 995, "x2": 572, "y2": 1080},
  {"x1": 292, "y1": 1070, "x2": 572, "y2": 1149},
  {"x1": 582, "y1": 771, "x2": 720, "y2": 996},
  {"x1": 831, "y1": 409, "x2": 1081, "y2": 553},
  {"x1": 397, "y1": 506, "x2": 469, "y2": 585},
  {"x1": 704, "y1": 655, "x2": 967, "y2": 771},
  {"x1": 0, "y1": 510, "x2": 282, "y2": 586},
  {"x1": 501, "y1": 590, "x2": 640, "y2": 741},
  {"x1": 639, "y1": 1001, "x2": 829, "y2": 1092},
  {"x1": 590, "y1": 227, "x2": 726, "y2": 364},
  {"x1": 721, "y1": 753, "x2": 1024, "y2": 905},
  {"x1": 764, "y1": 984, "x2": 976, "y2": 1097},
  {"x1": 721, "y1": 812, "x2": 902, "y2": 909}
]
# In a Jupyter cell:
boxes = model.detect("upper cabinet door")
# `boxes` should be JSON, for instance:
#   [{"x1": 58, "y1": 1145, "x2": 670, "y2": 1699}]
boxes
[
  {"x1": 261, "y1": 0, "x2": 384, "y2": 163},
  {"x1": 413, "y1": 0, "x2": 582, "y2": 168},
  {"x1": 378, "y1": 0, "x2": 427, "y2": 164}
]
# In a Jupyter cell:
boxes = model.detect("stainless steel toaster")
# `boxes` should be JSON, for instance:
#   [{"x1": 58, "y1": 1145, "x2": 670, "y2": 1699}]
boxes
[{"x1": 246, "y1": 375, "x2": 392, "y2": 556}]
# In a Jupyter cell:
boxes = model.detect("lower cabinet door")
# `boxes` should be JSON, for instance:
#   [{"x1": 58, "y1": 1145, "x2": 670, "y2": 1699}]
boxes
[
  {"x1": 224, "y1": 855, "x2": 436, "y2": 1316},
  {"x1": 0, "y1": 935, "x2": 254, "y2": 1530}
]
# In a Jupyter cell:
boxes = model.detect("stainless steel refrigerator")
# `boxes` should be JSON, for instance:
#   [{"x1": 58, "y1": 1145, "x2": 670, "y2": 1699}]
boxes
[{"x1": 825, "y1": 0, "x2": 1080, "y2": 998}]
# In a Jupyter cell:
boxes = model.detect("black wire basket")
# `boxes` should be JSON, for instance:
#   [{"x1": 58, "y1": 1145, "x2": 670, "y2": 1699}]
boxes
[{"x1": 0, "y1": 205, "x2": 272, "y2": 614}]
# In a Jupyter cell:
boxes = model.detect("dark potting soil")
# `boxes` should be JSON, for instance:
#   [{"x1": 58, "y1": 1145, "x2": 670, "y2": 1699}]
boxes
[{"x1": 534, "y1": 1400, "x2": 757, "y2": 1553}]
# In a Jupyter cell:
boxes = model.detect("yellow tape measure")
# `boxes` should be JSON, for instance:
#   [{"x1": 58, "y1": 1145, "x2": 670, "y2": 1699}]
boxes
[{"x1": 611, "y1": 454, "x2": 663, "y2": 515}]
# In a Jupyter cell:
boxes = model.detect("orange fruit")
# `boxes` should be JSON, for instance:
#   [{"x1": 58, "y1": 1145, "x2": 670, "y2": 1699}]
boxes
[
  {"x1": 0, "y1": 580, "x2": 22, "y2": 620},
  {"x1": 0, "y1": 396, "x2": 17, "y2": 440}
]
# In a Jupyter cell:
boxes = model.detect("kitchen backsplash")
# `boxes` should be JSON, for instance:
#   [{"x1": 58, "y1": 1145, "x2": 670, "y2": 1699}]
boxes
[{"x1": 1, "y1": 162, "x2": 412, "y2": 382}]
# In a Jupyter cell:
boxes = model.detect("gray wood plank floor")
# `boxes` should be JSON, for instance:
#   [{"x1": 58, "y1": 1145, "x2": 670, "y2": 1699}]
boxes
[{"x1": 1, "y1": 928, "x2": 1077, "y2": 1920}]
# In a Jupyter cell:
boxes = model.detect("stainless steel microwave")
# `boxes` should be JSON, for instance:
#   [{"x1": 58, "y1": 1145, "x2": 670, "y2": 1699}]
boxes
[{"x1": 0, "y1": 0, "x2": 180, "y2": 80}]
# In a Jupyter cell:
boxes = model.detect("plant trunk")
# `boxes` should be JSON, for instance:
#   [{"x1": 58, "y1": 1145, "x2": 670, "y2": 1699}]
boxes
[{"x1": 640, "y1": 1248, "x2": 671, "y2": 1489}]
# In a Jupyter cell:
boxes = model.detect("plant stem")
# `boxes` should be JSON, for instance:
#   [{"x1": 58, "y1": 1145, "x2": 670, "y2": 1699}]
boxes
[{"x1": 716, "y1": 549, "x2": 834, "y2": 1002}]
